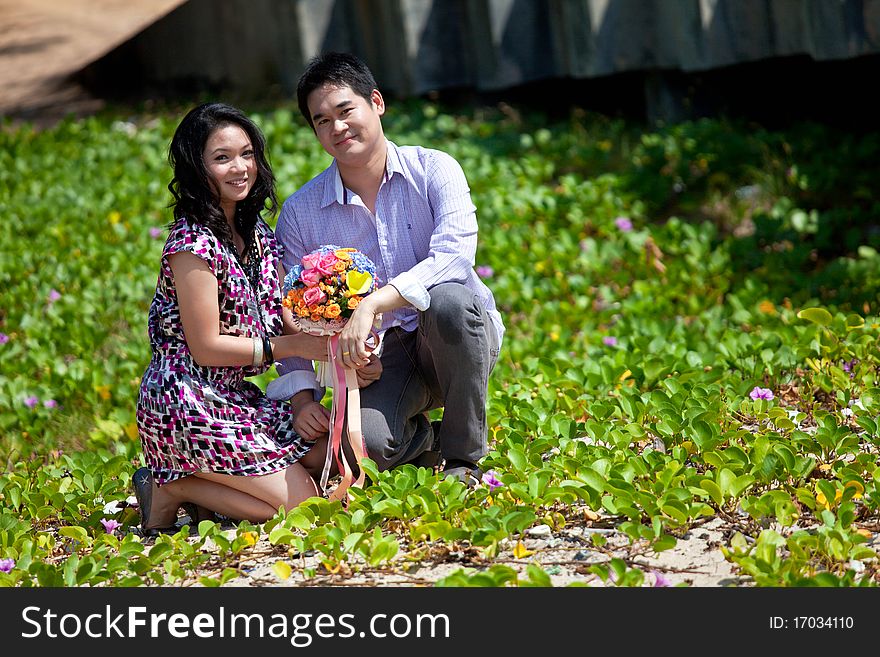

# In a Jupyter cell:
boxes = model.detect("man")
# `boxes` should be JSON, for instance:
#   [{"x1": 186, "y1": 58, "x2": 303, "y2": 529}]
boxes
[{"x1": 270, "y1": 52, "x2": 503, "y2": 485}]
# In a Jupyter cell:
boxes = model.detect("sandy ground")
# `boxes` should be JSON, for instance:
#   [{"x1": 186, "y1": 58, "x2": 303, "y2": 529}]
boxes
[
  {"x1": 0, "y1": 0, "x2": 183, "y2": 121},
  {"x1": 146, "y1": 505, "x2": 747, "y2": 588},
  {"x1": 224, "y1": 517, "x2": 745, "y2": 588}
]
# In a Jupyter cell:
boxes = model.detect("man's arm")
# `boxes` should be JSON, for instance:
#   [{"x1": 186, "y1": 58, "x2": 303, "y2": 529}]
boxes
[{"x1": 388, "y1": 150, "x2": 478, "y2": 308}]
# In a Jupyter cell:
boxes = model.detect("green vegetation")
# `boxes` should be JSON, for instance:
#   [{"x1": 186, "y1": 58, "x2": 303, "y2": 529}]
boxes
[{"x1": 1, "y1": 103, "x2": 878, "y2": 587}]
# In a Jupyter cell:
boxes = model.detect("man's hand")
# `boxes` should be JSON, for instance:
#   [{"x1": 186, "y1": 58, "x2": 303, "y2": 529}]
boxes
[
  {"x1": 336, "y1": 285, "x2": 406, "y2": 369},
  {"x1": 292, "y1": 400, "x2": 330, "y2": 442},
  {"x1": 337, "y1": 304, "x2": 377, "y2": 369},
  {"x1": 355, "y1": 354, "x2": 382, "y2": 388}
]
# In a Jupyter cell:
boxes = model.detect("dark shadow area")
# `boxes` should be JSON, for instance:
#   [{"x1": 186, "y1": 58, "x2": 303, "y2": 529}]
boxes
[{"x1": 79, "y1": 43, "x2": 880, "y2": 132}]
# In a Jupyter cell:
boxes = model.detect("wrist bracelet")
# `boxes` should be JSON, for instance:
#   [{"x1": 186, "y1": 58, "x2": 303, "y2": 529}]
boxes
[
  {"x1": 262, "y1": 335, "x2": 274, "y2": 364},
  {"x1": 251, "y1": 336, "x2": 263, "y2": 368}
]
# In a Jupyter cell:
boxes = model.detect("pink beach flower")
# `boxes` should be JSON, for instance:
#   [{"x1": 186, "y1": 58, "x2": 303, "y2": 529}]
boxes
[
  {"x1": 100, "y1": 518, "x2": 121, "y2": 534},
  {"x1": 749, "y1": 386, "x2": 774, "y2": 401},
  {"x1": 614, "y1": 216, "x2": 633, "y2": 232},
  {"x1": 481, "y1": 470, "x2": 503, "y2": 491},
  {"x1": 652, "y1": 570, "x2": 673, "y2": 587}
]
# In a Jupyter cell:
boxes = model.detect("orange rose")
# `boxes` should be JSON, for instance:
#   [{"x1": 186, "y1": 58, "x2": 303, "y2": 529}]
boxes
[
  {"x1": 332, "y1": 260, "x2": 347, "y2": 272},
  {"x1": 347, "y1": 297, "x2": 360, "y2": 310},
  {"x1": 325, "y1": 303, "x2": 342, "y2": 318}
]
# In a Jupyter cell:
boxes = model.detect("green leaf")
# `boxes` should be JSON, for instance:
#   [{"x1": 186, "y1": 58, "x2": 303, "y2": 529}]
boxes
[
  {"x1": 660, "y1": 502, "x2": 688, "y2": 525},
  {"x1": 576, "y1": 467, "x2": 606, "y2": 493},
  {"x1": 691, "y1": 420, "x2": 714, "y2": 448},
  {"x1": 717, "y1": 468, "x2": 736, "y2": 499},
  {"x1": 268, "y1": 526, "x2": 297, "y2": 545},
  {"x1": 729, "y1": 475, "x2": 756, "y2": 499},
  {"x1": 59, "y1": 526, "x2": 90, "y2": 543},
  {"x1": 652, "y1": 534, "x2": 677, "y2": 552},
  {"x1": 507, "y1": 448, "x2": 528, "y2": 472},
  {"x1": 524, "y1": 564, "x2": 553, "y2": 587},
  {"x1": 845, "y1": 314, "x2": 865, "y2": 330},
  {"x1": 699, "y1": 479, "x2": 724, "y2": 506},
  {"x1": 797, "y1": 307, "x2": 833, "y2": 326}
]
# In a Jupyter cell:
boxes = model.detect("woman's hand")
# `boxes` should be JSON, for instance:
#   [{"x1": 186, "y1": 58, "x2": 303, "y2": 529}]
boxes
[
  {"x1": 292, "y1": 400, "x2": 330, "y2": 442},
  {"x1": 355, "y1": 354, "x2": 382, "y2": 388}
]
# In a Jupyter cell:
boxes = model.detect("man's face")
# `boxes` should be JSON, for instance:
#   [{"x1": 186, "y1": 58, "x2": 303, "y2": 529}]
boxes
[{"x1": 307, "y1": 83, "x2": 385, "y2": 166}]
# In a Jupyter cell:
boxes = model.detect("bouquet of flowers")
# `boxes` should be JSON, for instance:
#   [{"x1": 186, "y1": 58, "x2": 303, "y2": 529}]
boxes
[
  {"x1": 279, "y1": 245, "x2": 380, "y2": 503},
  {"x1": 281, "y1": 245, "x2": 379, "y2": 336}
]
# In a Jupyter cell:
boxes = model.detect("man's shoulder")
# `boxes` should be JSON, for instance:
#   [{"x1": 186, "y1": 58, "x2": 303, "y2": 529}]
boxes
[
  {"x1": 280, "y1": 166, "x2": 333, "y2": 215},
  {"x1": 290, "y1": 169, "x2": 331, "y2": 200},
  {"x1": 392, "y1": 143, "x2": 462, "y2": 181},
  {"x1": 393, "y1": 142, "x2": 452, "y2": 165}
]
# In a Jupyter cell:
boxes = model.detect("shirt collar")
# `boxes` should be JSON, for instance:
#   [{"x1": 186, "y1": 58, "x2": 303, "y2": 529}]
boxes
[{"x1": 321, "y1": 140, "x2": 401, "y2": 209}]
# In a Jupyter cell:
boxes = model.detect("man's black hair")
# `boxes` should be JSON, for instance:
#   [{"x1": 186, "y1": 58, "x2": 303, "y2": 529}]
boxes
[{"x1": 296, "y1": 52, "x2": 378, "y2": 129}]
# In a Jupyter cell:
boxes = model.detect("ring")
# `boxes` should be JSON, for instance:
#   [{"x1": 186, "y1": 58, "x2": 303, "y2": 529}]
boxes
[{"x1": 342, "y1": 351, "x2": 350, "y2": 356}]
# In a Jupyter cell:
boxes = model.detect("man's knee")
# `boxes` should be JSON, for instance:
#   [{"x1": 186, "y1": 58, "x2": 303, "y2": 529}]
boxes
[
  {"x1": 359, "y1": 409, "x2": 400, "y2": 471},
  {"x1": 423, "y1": 283, "x2": 480, "y2": 343},
  {"x1": 427, "y1": 283, "x2": 473, "y2": 317}
]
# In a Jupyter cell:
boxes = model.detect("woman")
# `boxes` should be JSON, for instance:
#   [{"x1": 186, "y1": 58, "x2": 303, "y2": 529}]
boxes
[{"x1": 134, "y1": 103, "x2": 370, "y2": 533}]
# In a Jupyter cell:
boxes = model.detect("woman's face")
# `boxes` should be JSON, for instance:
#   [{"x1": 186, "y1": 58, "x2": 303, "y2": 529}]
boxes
[{"x1": 202, "y1": 123, "x2": 257, "y2": 220}]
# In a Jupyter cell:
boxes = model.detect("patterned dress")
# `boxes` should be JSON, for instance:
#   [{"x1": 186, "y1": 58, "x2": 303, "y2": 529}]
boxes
[{"x1": 136, "y1": 217, "x2": 311, "y2": 485}]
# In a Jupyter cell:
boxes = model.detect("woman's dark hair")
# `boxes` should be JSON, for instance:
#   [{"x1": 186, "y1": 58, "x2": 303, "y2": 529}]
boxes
[
  {"x1": 167, "y1": 102, "x2": 277, "y2": 249},
  {"x1": 296, "y1": 52, "x2": 378, "y2": 129}
]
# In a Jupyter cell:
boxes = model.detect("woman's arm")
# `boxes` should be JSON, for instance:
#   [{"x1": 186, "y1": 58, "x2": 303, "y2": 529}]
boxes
[{"x1": 170, "y1": 251, "x2": 328, "y2": 366}]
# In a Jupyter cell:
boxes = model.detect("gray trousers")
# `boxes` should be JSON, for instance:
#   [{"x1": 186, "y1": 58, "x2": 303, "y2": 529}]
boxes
[{"x1": 355, "y1": 282, "x2": 500, "y2": 470}]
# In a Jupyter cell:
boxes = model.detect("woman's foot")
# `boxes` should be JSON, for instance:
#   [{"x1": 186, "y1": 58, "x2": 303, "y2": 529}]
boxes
[{"x1": 181, "y1": 502, "x2": 218, "y2": 525}]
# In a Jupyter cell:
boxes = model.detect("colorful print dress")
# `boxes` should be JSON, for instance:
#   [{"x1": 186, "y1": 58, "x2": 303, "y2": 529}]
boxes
[{"x1": 136, "y1": 217, "x2": 311, "y2": 485}]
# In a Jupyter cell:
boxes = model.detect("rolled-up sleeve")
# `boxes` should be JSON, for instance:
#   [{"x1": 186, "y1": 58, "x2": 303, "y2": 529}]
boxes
[{"x1": 388, "y1": 270, "x2": 430, "y2": 310}]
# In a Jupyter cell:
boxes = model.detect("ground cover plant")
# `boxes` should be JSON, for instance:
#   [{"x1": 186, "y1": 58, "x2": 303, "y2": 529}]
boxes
[{"x1": 1, "y1": 102, "x2": 878, "y2": 587}]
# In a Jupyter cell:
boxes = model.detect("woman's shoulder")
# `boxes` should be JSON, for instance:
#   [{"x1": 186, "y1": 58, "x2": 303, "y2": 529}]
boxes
[
  {"x1": 164, "y1": 218, "x2": 221, "y2": 259},
  {"x1": 255, "y1": 217, "x2": 281, "y2": 256}
]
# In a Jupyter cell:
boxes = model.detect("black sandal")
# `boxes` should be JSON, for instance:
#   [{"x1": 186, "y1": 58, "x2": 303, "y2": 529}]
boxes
[
  {"x1": 181, "y1": 502, "x2": 218, "y2": 525},
  {"x1": 132, "y1": 467, "x2": 177, "y2": 536},
  {"x1": 441, "y1": 461, "x2": 483, "y2": 489}
]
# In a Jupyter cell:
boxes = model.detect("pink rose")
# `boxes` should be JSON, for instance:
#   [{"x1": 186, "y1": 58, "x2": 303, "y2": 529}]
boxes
[
  {"x1": 314, "y1": 253, "x2": 338, "y2": 275},
  {"x1": 300, "y1": 268, "x2": 322, "y2": 287},
  {"x1": 303, "y1": 287, "x2": 327, "y2": 307},
  {"x1": 301, "y1": 252, "x2": 322, "y2": 270}
]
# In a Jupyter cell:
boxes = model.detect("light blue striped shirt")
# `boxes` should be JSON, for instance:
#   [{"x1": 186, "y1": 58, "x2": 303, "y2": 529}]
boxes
[{"x1": 271, "y1": 140, "x2": 504, "y2": 400}]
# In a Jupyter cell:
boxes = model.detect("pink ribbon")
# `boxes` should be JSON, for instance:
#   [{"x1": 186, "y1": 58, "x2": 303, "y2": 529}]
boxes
[{"x1": 318, "y1": 333, "x2": 372, "y2": 503}]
